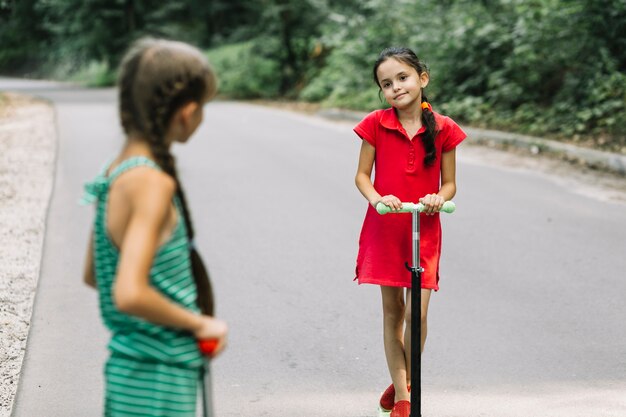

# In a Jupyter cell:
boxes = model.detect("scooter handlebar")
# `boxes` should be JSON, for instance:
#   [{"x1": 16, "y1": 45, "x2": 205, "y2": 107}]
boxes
[
  {"x1": 198, "y1": 339, "x2": 219, "y2": 357},
  {"x1": 376, "y1": 201, "x2": 456, "y2": 215}
]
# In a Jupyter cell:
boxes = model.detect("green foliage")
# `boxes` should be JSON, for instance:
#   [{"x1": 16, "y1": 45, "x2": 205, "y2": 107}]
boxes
[
  {"x1": 0, "y1": 0, "x2": 48, "y2": 74},
  {"x1": 299, "y1": 35, "x2": 381, "y2": 109},
  {"x1": 206, "y1": 0, "x2": 329, "y2": 98},
  {"x1": 299, "y1": 0, "x2": 625, "y2": 148},
  {"x1": 68, "y1": 61, "x2": 116, "y2": 87},
  {"x1": 252, "y1": 0, "x2": 329, "y2": 96},
  {"x1": 38, "y1": 1, "x2": 202, "y2": 70},
  {"x1": 7, "y1": 0, "x2": 260, "y2": 84},
  {"x1": 0, "y1": 0, "x2": 623, "y2": 148},
  {"x1": 206, "y1": 41, "x2": 281, "y2": 99},
  {"x1": 299, "y1": 0, "x2": 419, "y2": 109}
]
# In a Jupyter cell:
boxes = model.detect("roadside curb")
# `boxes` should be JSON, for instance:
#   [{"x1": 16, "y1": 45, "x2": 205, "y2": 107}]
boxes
[{"x1": 317, "y1": 108, "x2": 626, "y2": 176}]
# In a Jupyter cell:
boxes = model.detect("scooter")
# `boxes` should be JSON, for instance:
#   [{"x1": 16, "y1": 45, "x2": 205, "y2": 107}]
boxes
[{"x1": 375, "y1": 201, "x2": 456, "y2": 417}]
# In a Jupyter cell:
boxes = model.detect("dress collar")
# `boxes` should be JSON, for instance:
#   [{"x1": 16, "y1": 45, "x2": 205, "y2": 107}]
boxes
[{"x1": 380, "y1": 107, "x2": 426, "y2": 137}]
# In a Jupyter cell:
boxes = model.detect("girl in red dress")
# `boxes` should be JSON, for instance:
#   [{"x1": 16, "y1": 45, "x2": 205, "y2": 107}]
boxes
[{"x1": 354, "y1": 47, "x2": 466, "y2": 417}]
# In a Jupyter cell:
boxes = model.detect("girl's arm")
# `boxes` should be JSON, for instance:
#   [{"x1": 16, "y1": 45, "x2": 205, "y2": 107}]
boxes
[
  {"x1": 355, "y1": 140, "x2": 402, "y2": 210},
  {"x1": 439, "y1": 148, "x2": 457, "y2": 200},
  {"x1": 83, "y1": 230, "x2": 96, "y2": 288},
  {"x1": 113, "y1": 170, "x2": 224, "y2": 339},
  {"x1": 420, "y1": 148, "x2": 457, "y2": 214}
]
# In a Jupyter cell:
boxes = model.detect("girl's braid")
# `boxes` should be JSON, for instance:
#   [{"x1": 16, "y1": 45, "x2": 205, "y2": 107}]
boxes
[
  {"x1": 143, "y1": 73, "x2": 215, "y2": 316},
  {"x1": 420, "y1": 94, "x2": 437, "y2": 166}
]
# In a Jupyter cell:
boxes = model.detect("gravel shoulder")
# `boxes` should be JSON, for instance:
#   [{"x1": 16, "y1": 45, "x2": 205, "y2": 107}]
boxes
[{"x1": 0, "y1": 93, "x2": 56, "y2": 417}]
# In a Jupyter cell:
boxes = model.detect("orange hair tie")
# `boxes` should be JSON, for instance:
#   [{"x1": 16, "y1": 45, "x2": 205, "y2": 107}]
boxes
[{"x1": 421, "y1": 102, "x2": 432, "y2": 112}]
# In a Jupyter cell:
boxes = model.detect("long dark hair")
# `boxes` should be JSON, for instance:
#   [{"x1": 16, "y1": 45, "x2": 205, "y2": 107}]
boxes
[
  {"x1": 117, "y1": 38, "x2": 217, "y2": 315},
  {"x1": 373, "y1": 47, "x2": 438, "y2": 166}
]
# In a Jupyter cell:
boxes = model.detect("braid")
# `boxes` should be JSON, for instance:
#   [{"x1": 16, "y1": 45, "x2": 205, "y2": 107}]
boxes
[
  {"x1": 421, "y1": 95, "x2": 438, "y2": 166},
  {"x1": 174, "y1": 186, "x2": 214, "y2": 316},
  {"x1": 145, "y1": 83, "x2": 215, "y2": 316}
]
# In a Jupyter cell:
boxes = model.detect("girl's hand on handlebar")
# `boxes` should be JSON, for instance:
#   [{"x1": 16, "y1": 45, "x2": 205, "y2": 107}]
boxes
[
  {"x1": 377, "y1": 195, "x2": 402, "y2": 211},
  {"x1": 195, "y1": 316, "x2": 228, "y2": 358},
  {"x1": 419, "y1": 194, "x2": 445, "y2": 215}
]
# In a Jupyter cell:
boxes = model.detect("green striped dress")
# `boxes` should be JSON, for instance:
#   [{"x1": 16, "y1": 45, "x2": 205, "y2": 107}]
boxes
[{"x1": 82, "y1": 157, "x2": 203, "y2": 417}]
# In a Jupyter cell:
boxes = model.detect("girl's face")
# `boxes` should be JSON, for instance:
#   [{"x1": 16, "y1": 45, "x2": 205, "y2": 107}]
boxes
[{"x1": 376, "y1": 58, "x2": 429, "y2": 110}]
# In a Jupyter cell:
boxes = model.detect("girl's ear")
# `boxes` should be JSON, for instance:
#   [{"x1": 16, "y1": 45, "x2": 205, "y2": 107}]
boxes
[
  {"x1": 419, "y1": 71, "x2": 430, "y2": 88},
  {"x1": 177, "y1": 101, "x2": 199, "y2": 127},
  {"x1": 168, "y1": 101, "x2": 202, "y2": 144}
]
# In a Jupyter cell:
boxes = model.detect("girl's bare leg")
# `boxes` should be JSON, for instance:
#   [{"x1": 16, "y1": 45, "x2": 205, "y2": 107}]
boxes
[
  {"x1": 404, "y1": 288, "x2": 432, "y2": 387},
  {"x1": 381, "y1": 286, "x2": 410, "y2": 403}
]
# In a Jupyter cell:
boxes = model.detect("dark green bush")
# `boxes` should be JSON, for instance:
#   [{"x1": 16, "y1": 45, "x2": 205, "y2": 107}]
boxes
[
  {"x1": 206, "y1": 41, "x2": 281, "y2": 99},
  {"x1": 299, "y1": 0, "x2": 625, "y2": 149},
  {"x1": 1, "y1": 0, "x2": 623, "y2": 149},
  {"x1": 68, "y1": 61, "x2": 117, "y2": 87}
]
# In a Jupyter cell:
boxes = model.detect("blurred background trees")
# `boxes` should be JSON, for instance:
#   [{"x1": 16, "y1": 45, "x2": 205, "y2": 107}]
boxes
[{"x1": 1, "y1": 0, "x2": 624, "y2": 150}]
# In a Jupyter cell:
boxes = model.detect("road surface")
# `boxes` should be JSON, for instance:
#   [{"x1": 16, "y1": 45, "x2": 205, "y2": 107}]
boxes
[{"x1": 5, "y1": 81, "x2": 626, "y2": 416}]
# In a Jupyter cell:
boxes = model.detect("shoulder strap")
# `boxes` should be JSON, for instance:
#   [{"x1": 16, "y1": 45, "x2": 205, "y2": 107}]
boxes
[
  {"x1": 107, "y1": 156, "x2": 161, "y2": 183},
  {"x1": 79, "y1": 158, "x2": 115, "y2": 205}
]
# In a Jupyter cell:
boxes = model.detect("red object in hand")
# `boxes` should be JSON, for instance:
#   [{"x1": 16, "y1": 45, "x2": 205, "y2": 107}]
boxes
[{"x1": 198, "y1": 339, "x2": 219, "y2": 356}]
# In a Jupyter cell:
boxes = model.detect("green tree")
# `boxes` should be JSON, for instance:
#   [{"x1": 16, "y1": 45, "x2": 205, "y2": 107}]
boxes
[
  {"x1": 207, "y1": 0, "x2": 329, "y2": 98},
  {"x1": 202, "y1": 0, "x2": 260, "y2": 46},
  {"x1": 0, "y1": 0, "x2": 623, "y2": 146},
  {"x1": 297, "y1": 0, "x2": 624, "y2": 146},
  {"x1": 39, "y1": 0, "x2": 203, "y2": 69},
  {"x1": 0, "y1": 0, "x2": 49, "y2": 73},
  {"x1": 254, "y1": 0, "x2": 328, "y2": 95}
]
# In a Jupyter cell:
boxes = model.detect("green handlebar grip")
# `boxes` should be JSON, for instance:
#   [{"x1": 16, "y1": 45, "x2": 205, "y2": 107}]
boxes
[
  {"x1": 440, "y1": 201, "x2": 456, "y2": 213},
  {"x1": 376, "y1": 201, "x2": 456, "y2": 215}
]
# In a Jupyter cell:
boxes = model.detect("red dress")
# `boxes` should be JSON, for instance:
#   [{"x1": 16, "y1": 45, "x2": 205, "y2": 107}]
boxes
[{"x1": 354, "y1": 108, "x2": 466, "y2": 289}]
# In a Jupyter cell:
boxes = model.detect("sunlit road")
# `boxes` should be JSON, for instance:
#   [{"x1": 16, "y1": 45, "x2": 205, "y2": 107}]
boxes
[{"x1": 5, "y1": 80, "x2": 626, "y2": 417}]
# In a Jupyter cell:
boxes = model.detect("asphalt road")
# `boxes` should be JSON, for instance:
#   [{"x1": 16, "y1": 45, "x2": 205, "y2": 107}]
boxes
[{"x1": 6, "y1": 82, "x2": 626, "y2": 417}]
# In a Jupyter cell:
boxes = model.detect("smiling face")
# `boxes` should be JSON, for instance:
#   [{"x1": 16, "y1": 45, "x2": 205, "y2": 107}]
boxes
[{"x1": 376, "y1": 57, "x2": 429, "y2": 110}]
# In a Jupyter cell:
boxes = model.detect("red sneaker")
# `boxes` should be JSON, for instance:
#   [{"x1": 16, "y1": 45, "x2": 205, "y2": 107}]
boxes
[
  {"x1": 379, "y1": 384, "x2": 412, "y2": 412},
  {"x1": 390, "y1": 400, "x2": 411, "y2": 417},
  {"x1": 379, "y1": 384, "x2": 395, "y2": 411}
]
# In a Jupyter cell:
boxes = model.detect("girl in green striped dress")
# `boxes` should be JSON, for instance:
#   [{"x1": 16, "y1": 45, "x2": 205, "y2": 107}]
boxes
[{"x1": 81, "y1": 38, "x2": 228, "y2": 417}]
